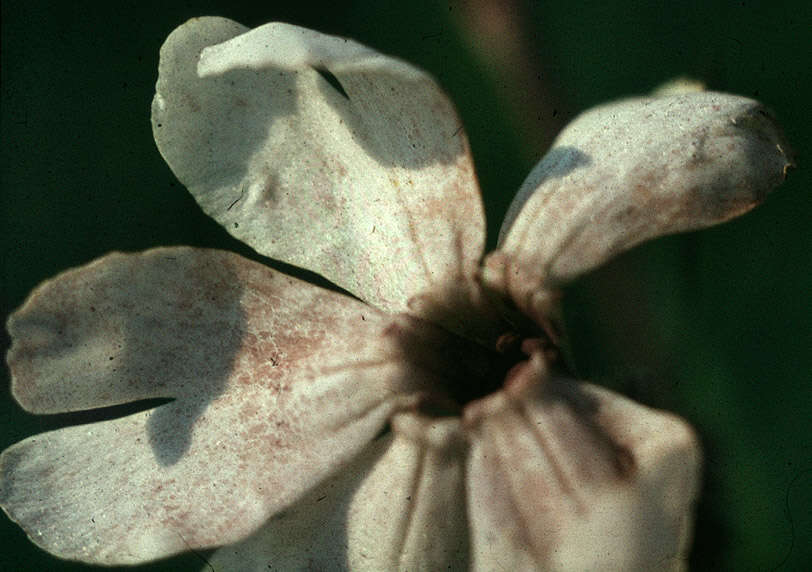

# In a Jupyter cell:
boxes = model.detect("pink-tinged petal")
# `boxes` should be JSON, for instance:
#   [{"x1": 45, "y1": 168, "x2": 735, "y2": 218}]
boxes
[
  {"x1": 464, "y1": 371, "x2": 700, "y2": 571},
  {"x1": 1, "y1": 247, "x2": 429, "y2": 564},
  {"x1": 208, "y1": 413, "x2": 468, "y2": 571},
  {"x1": 484, "y1": 92, "x2": 792, "y2": 321},
  {"x1": 151, "y1": 17, "x2": 485, "y2": 320},
  {"x1": 345, "y1": 413, "x2": 468, "y2": 569},
  {"x1": 205, "y1": 438, "x2": 391, "y2": 572}
]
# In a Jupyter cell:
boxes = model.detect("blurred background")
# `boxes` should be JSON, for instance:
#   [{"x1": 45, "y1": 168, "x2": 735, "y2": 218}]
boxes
[{"x1": 2, "y1": 1, "x2": 810, "y2": 570}]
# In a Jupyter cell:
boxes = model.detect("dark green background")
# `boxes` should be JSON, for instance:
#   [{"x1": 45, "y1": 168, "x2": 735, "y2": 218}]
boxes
[{"x1": 2, "y1": 1, "x2": 810, "y2": 570}]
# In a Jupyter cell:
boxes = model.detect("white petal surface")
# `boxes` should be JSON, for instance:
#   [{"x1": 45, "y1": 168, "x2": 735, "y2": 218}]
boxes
[
  {"x1": 486, "y1": 92, "x2": 792, "y2": 320},
  {"x1": 1, "y1": 247, "x2": 428, "y2": 564},
  {"x1": 209, "y1": 413, "x2": 468, "y2": 571},
  {"x1": 206, "y1": 434, "x2": 390, "y2": 572},
  {"x1": 345, "y1": 413, "x2": 468, "y2": 570},
  {"x1": 465, "y1": 373, "x2": 700, "y2": 571},
  {"x1": 152, "y1": 17, "x2": 484, "y2": 318}
]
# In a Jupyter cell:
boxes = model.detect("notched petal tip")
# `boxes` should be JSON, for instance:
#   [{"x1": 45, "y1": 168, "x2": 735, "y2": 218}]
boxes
[
  {"x1": 1, "y1": 246, "x2": 443, "y2": 565},
  {"x1": 196, "y1": 21, "x2": 383, "y2": 78},
  {"x1": 153, "y1": 17, "x2": 485, "y2": 318}
]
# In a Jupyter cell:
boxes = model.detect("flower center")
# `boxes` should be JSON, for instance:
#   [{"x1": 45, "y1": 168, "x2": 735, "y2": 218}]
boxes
[
  {"x1": 452, "y1": 332, "x2": 556, "y2": 408},
  {"x1": 391, "y1": 315, "x2": 558, "y2": 417},
  {"x1": 395, "y1": 278, "x2": 563, "y2": 416}
]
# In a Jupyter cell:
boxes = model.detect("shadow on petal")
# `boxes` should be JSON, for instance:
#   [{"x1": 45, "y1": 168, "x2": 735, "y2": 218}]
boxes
[
  {"x1": 499, "y1": 146, "x2": 592, "y2": 242},
  {"x1": 207, "y1": 434, "x2": 391, "y2": 571},
  {"x1": 7, "y1": 248, "x2": 249, "y2": 466},
  {"x1": 465, "y1": 371, "x2": 699, "y2": 571},
  {"x1": 154, "y1": 18, "x2": 487, "y2": 317}
]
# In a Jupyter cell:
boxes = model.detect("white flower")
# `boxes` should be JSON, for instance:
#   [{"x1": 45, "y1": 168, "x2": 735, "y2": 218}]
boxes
[{"x1": 0, "y1": 17, "x2": 792, "y2": 571}]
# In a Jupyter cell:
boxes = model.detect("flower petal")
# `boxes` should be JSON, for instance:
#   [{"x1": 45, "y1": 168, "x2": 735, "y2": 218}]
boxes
[
  {"x1": 208, "y1": 413, "x2": 468, "y2": 571},
  {"x1": 464, "y1": 372, "x2": 700, "y2": 571},
  {"x1": 484, "y1": 92, "x2": 792, "y2": 321},
  {"x1": 345, "y1": 413, "x2": 468, "y2": 569},
  {"x1": 206, "y1": 434, "x2": 390, "y2": 572},
  {"x1": 151, "y1": 17, "x2": 485, "y2": 317},
  {"x1": 1, "y1": 247, "x2": 428, "y2": 564}
]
